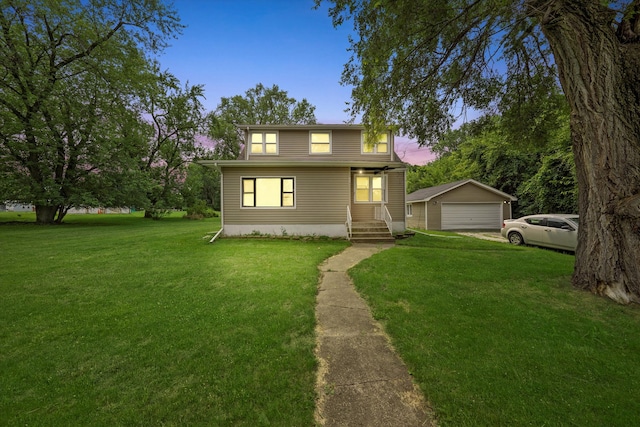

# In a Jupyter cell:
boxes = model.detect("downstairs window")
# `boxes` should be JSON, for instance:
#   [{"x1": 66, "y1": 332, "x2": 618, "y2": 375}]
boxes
[{"x1": 242, "y1": 177, "x2": 295, "y2": 208}]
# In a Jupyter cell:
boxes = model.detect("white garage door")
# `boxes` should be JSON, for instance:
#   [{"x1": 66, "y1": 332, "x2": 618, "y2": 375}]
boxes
[{"x1": 441, "y1": 203, "x2": 502, "y2": 230}]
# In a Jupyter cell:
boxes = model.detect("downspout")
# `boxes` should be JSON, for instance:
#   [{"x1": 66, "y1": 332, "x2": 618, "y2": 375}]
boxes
[
  {"x1": 402, "y1": 168, "x2": 406, "y2": 232},
  {"x1": 219, "y1": 162, "x2": 224, "y2": 229},
  {"x1": 244, "y1": 126, "x2": 250, "y2": 160},
  {"x1": 390, "y1": 131, "x2": 395, "y2": 162},
  {"x1": 209, "y1": 228, "x2": 223, "y2": 243},
  {"x1": 209, "y1": 162, "x2": 224, "y2": 243}
]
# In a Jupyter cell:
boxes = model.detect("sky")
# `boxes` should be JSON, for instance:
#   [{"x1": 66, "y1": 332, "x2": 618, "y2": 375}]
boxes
[{"x1": 156, "y1": 0, "x2": 436, "y2": 165}]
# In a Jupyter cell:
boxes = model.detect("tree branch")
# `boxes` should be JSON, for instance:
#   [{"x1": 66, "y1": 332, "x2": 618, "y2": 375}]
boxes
[
  {"x1": 617, "y1": 0, "x2": 640, "y2": 43},
  {"x1": 56, "y1": 21, "x2": 124, "y2": 70}
]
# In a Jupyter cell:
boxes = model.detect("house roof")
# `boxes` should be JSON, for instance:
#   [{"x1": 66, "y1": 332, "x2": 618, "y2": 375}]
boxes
[
  {"x1": 235, "y1": 124, "x2": 381, "y2": 131},
  {"x1": 406, "y1": 179, "x2": 517, "y2": 202},
  {"x1": 235, "y1": 123, "x2": 396, "y2": 134}
]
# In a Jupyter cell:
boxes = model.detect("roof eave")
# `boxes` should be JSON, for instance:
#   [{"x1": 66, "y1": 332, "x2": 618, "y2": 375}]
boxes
[
  {"x1": 198, "y1": 159, "x2": 407, "y2": 170},
  {"x1": 235, "y1": 123, "x2": 368, "y2": 131},
  {"x1": 406, "y1": 179, "x2": 518, "y2": 202}
]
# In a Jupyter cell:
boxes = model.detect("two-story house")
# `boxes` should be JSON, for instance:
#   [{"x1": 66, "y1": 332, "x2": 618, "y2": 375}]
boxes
[{"x1": 200, "y1": 124, "x2": 407, "y2": 241}]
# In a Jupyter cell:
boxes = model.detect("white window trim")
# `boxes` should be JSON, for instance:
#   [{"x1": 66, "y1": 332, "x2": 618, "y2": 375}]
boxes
[
  {"x1": 361, "y1": 131, "x2": 390, "y2": 155},
  {"x1": 406, "y1": 203, "x2": 413, "y2": 217},
  {"x1": 309, "y1": 130, "x2": 332, "y2": 155},
  {"x1": 240, "y1": 176, "x2": 296, "y2": 209},
  {"x1": 248, "y1": 131, "x2": 279, "y2": 156},
  {"x1": 353, "y1": 173, "x2": 387, "y2": 204}
]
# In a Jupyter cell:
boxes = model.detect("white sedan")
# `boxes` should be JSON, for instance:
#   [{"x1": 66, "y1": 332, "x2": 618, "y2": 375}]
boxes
[{"x1": 501, "y1": 214, "x2": 579, "y2": 252}]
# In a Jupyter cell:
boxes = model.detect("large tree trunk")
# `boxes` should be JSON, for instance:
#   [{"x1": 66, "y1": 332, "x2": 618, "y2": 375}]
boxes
[
  {"x1": 35, "y1": 205, "x2": 58, "y2": 225},
  {"x1": 529, "y1": 1, "x2": 640, "y2": 303},
  {"x1": 35, "y1": 205, "x2": 68, "y2": 224}
]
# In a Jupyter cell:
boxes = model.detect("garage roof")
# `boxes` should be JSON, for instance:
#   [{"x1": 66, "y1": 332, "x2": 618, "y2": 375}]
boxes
[{"x1": 406, "y1": 179, "x2": 517, "y2": 202}]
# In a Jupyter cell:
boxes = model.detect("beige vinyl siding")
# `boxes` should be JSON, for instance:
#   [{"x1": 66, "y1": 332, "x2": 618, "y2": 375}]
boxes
[
  {"x1": 385, "y1": 170, "x2": 405, "y2": 220},
  {"x1": 437, "y1": 184, "x2": 507, "y2": 203},
  {"x1": 222, "y1": 166, "x2": 350, "y2": 225},
  {"x1": 407, "y1": 202, "x2": 426, "y2": 229},
  {"x1": 427, "y1": 202, "x2": 441, "y2": 230},
  {"x1": 246, "y1": 129, "x2": 394, "y2": 162},
  {"x1": 278, "y1": 130, "x2": 310, "y2": 158},
  {"x1": 502, "y1": 203, "x2": 512, "y2": 221},
  {"x1": 350, "y1": 203, "x2": 376, "y2": 222}
]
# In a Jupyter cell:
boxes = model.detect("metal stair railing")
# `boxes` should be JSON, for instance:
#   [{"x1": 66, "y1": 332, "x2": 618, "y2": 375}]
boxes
[{"x1": 346, "y1": 205, "x2": 352, "y2": 239}]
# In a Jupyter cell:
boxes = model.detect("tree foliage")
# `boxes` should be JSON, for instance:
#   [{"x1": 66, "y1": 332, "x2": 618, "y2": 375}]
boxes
[
  {"x1": 320, "y1": 0, "x2": 557, "y2": 141},
  {"x1": 408, "y1": 104, "x2": 576, "y2": 216},
  {"x1": 321, "y1": 0, "x2": 640, "y2": 303},
  {"x1": 0, "y1": 0, "x2": 182, "y2": 223},
  {"x1": 207, "y1": 83, "x2": 317, "y2": 159},
  {"x1": 518, "y1": 147, "x2": 577, "y2": 214},
  {"x1": 181, "y1": 161, "x2": 220, "y2": 211},
  {"x1": 136, "y1": 68, "x2": 207, "y2": 218}
]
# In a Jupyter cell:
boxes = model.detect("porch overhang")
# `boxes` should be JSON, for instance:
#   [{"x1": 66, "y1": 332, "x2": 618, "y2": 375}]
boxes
[{"x1": 198, "y1": 159, "x2": 406, "y2": 171}]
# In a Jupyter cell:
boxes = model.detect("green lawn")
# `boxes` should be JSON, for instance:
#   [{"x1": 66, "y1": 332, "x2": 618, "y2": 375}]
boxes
[
  {"x1": 0, "y1": 212, "x2": 348, "y2": 426},
  {"x1": 350, "y1": 232, "x2": 640, "y2": 426},
  {"x1": 4, "y1": 214, "x2": 639, "y2": 426}
]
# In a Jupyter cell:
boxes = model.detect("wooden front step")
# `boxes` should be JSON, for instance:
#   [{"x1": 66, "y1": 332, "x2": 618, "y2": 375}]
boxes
[{"x1": 350, "y1": 221, "x2": 395, "y2": 243}]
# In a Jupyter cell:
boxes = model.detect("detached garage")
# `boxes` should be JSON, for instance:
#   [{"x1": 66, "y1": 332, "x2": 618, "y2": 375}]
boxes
[{"x1": 406, "y1": 179, "x2": 517, "y2": 230}]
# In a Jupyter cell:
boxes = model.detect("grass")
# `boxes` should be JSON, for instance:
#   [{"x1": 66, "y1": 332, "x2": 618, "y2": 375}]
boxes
[
  {"x1": 0, "y1": 212, "x2": 348, "y2": 426},
  {"x1": 4, "y1": 213, "x2": 639, "y2": 425},
  {"x1": 349, "y1": 232, "x2": 640, "y2": 426}
]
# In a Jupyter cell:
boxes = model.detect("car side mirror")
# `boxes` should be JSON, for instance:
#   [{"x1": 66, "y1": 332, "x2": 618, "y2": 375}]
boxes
[{"x1": 561, "y1": 225, "x2": 574, "y2": 231}]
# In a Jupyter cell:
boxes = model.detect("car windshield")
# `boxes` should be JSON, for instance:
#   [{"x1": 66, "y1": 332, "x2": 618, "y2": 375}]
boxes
[{"x1": 566, "y1": 216, "x2": 579, "y2": 226}]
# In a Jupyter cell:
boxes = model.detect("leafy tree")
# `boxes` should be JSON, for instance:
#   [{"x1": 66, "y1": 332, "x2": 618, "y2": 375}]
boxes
[
  {"x1": 181, "y1": 161, "x2": 220, "y2": 211},
  {"x1": 136, "y1": 69, "x2": 207, "y2": 218},
  {"x1": 408, "y1": 104, "x2": 576, "y2": 216},
  {"x1": 321, "y1": 0, "x2": 640, "y2": 303},
  {"x1": 457, "y1": 124, "x2": 538, "y2": 200},
  {"x1": 406, "y1": 157, "x2": 461, "y2": 193},
  {"x1": 429, "y1": 115, "x2": 494, "y2": 158},
  {"x1": 207, "y1": 83, "x2": 317, "y2": 159},
  {"x1": 519, "y1": 147, "x2": 577, "y2": 215},
  {"x1": 0, "y1": 0, "x2": 182, "y2": 224}
]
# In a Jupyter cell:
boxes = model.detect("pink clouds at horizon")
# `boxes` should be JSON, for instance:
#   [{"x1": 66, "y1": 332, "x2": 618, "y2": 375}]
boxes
[{"x1": 394, "y1": 137, "x2": 437, "y2": 165}]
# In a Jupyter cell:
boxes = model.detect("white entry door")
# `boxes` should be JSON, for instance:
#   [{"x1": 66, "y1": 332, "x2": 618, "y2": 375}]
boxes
[{"x1": 441, "y1": 203, "x2": 502, "y2": 230}]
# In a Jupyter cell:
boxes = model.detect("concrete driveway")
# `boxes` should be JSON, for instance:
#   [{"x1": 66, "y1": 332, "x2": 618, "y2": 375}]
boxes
[{"x1": 457, "y1": 231, "x2": 506, "y2": 242}]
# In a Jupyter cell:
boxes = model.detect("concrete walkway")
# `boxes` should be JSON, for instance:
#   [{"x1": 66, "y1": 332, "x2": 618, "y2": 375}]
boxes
[{"x1": 314, "y1": 244, "x2": 436, "y2": 426}]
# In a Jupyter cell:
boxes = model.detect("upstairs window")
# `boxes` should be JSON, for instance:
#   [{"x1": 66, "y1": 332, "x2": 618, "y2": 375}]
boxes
[
  {"x1": 362, "y1": 132, "x2": 389, "y2": 154},
  {"x1": 355, "y1": 175, "x2": 384, "y2": 202},
  {"x1": 250, "y1": 131, "x2": 278, "y2": 155},
  {"x1": 242, "y1": 177, "x2": 294, "y2": 208},
  {"x1": 310, "y1": 131, "x2": 332, "y2": 154}
]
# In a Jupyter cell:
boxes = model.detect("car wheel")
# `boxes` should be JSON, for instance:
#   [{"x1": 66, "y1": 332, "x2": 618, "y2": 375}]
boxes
[{"x1": 508, "y1": 232, "x2": 524, "y2": 246}]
